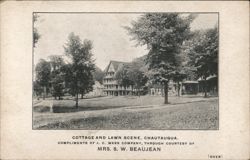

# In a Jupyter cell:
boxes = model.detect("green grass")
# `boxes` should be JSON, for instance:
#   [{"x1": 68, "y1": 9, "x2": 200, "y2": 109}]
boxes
[{"x1": 33, "y1": 96, "x2": 218, "y2": 130}]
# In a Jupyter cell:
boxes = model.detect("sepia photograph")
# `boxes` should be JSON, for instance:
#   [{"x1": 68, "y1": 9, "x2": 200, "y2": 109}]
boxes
[{"x1": 32, "y1": 12, "x2": 219, "y2": 130}]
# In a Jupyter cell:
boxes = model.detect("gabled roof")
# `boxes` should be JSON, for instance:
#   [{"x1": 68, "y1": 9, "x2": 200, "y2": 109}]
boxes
[{"x1": 104, "y1": 60, "x2": 129, "y2": 73}]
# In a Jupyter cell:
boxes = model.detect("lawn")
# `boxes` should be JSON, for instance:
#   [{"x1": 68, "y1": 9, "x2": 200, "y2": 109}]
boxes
[{"x1": 33, "y1": 96, "x2": 218, "y2": 130}]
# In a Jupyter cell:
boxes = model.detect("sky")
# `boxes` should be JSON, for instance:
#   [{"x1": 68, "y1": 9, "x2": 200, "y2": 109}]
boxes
[{"x1": 34, "y1": 13, "x2": 218, "y2": 70}]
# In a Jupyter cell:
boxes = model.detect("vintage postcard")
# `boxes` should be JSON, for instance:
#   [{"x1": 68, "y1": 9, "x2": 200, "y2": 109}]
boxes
[{"x1": 0, "y1": 1, "x2": 249, "y2": 159}]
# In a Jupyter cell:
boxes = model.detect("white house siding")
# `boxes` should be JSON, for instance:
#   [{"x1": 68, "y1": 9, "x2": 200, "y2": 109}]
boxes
[{"x1": 85, "y1": 81, "x2": 104, "y2": 97}]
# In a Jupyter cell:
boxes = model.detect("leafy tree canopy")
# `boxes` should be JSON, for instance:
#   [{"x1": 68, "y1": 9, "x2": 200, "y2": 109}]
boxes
[
  {"x1": 48, "y1": 55, "x2": 66, "y2": 99},
  {"x1": 35, "y1": 59, "x2": 51, "y2": 87},
  {"x1": 115, "y1": 64, "x2": 134, "y2": 87},
  {"x1": 126, "y1": 13, "x2": 195, "y2": 84},
  {"x1": 63, "y1": 32, "x2": 95, "y2": 102},
  {"x1": 126, "y1": 13, "x2": 195, "y2": 103},
  {"x1": 93, "y1": 66, "x2": 105, "y2": 84},
  {"x1": 48, "y1": 55, "x2": 65, "y2": 71},
  {"x1": 188, "y1": 27, "x2": 218, "y2": 79},
  {"x1": 33, "y1": 14, "x2": 41, "y2": 48}
]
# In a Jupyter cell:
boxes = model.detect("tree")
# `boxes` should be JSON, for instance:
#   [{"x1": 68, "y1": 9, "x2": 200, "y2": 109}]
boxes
[
  {"x1": 35, "y1": 59, "x2": 51, "y2": 100},
  {"x1": 126, "y1": 13, "x2": 195, "y2": 103},
  {"x1": 114, "y1": 57, "x2": 148, "y2": 96},
  {"x1": 48, "y1": 55, "x2": 65, "y2": 100},
  {"x1": 115, "y1": 64, "x2": 134, "y2": 92},
  {"x1": 127, "y1": 58, "x2": 148, "y2": 96},
  {"x1": 48, "y1": 55, "x2": 65, "y2": 71},
  {"x1": 78, "y1": 69, "x2": 95, "y2": 99},
  {"x1": 33, "y1": 81, "x2": 43, "y2": 99},
  {"x1": 50, "y1": 71, "x2": 64, "y2": 100},
  {"x1": 172, "y1": 71, "x2": 187, "y2": 96},
  {"x1": 64, "y1": 32, "x2": 95, "y2": 108},
  {"x1": 33, "y1": 14, "x2": 41, "y2": 48},
  {"x1": 60, "y1": 63, "x2": 75, "y2": 96},
  {"x1": 93, "y1": 66, "x2": 105, "y2": 84},
  {"x1": 188, "y1": 27, "x2": 218, "y2": 97},
  {"x1": 172, "y1": 45, "x2": 197, "y2": 96}
]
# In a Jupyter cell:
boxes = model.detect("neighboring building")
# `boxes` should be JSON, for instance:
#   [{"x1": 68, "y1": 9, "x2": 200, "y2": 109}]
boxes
[
  {"x1": 148, "y1": 81, "x2": 177, "y2": 96},
  {"x1": 85, "y1": 81, "x2": 105, "y2": 97},
  {"x1": 198, "y1": 75, "x2": 218, "y2": 96},
  {"x1": 180, "y1": 81, "x2": 199, "y2": 95},
  {"x1": 178, "y1": 75, "x2": 218, "y2": 96},
  {"x1": 103, "y1": 60, "x2": 133, "y2": 96},
  {"x1": 148, "y1": 76, "x2": 218, "y2": 96},
  {"x1": 103, "y1": 60, "x2": 218, "y2": 97}
]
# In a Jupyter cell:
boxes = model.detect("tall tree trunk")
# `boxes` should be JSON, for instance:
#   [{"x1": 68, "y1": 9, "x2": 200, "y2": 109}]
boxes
[
  {"x1": 45, "y1": 86, "x2": 48, "y2": 98},
  {"x1": 161, "y1": 87, "x2": 164, "y2": 97},
  {"x1": 81, "y1": 91, "x2": 84, "y2": 99},
  {"x1": 138, "y1": 87, "x2": 141, "y2": 97},
  {"x1": 164, "y1": 82, "x2": 169, "y2": 104},
  {"x1": 124, "y1": 85, "x2": 126, "y2": 96},
  {"x1": 204, "y1": 77, "x2": 208, "y2": 98},
  {"x1": 177, "y1": 81, "x2": 180, "y2": 97},
  {"x1": 76, "y1": 91, "x2": 79, "y2": 109},
  {"x1": 43, "y1": 86, "x2": 46, "y2": 100},
  {"x1": 75, "y1": 82, "x2": 79, "y2": 109},
  {"x1": 132, "y1": 85, "x2": 134, "y2": 95}
]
